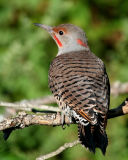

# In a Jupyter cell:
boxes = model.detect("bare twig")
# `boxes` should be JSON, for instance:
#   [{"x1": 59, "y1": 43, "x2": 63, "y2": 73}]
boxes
[
  {"x1": 19, "y1": 95, "x2": 56, "y2": 105},
  {"x1": 111, "y1": 81, "x2": 128, "y2": 96},
  {"x1": 36, "y1": 140, "x2": 80, "y2": 160},
  {"x1": 0, "y1": 102, "x2": 60, "y2": 112}
]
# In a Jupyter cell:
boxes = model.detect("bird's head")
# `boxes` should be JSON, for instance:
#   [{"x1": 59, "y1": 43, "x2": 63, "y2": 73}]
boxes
[{"x1": 34, "y1": 23, "x2": 89, "y2": 55}]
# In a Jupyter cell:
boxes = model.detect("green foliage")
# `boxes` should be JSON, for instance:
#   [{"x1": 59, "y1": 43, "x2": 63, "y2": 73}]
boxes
[{"x1": 0, "y1": 0, "x2": 128, "y2": 159}]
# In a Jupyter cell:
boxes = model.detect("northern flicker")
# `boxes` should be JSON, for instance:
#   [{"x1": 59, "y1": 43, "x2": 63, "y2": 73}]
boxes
[{"x1": 34, "y1": 23, "x2": 110, "y2": 154}]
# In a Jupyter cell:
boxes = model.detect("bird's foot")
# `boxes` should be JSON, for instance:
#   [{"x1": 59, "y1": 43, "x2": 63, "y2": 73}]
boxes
[
  {"x1": 61, "y1": 111, "x2": 66, "y2": 129},
  {"x1": 56, "y1": 111, "x2": 66, "y2": 129}
]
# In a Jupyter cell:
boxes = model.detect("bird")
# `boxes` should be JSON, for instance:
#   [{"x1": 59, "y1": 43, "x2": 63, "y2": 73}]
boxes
[{"x1": 34, "y1": 23, "x2": 110, "y2": 155}]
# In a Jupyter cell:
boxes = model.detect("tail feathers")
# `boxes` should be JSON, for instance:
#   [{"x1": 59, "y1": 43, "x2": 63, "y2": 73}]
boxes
[
  {"x1": 94, "y1": 128, "x2": 108, "y2": 155},
  {"x1": 78, "y1": 124, "x2": 96, "y2": 153},
  {"x1": 78, "y1": 124, "x2": 108, "y2": 155}
]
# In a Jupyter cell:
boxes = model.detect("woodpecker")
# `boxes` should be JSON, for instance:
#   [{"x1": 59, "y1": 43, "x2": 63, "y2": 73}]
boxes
[{"x1": 34, "y1": 23, "x2": 110, "y2": 154}]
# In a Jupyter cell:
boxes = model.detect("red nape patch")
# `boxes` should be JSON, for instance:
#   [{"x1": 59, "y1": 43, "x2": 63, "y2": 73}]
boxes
[
  {"x1": 77, "y1": 39, "x2": 88, "y2": 48},
  {"x1": 53, "y1": 35, "x2": 62, "y2": 47}
]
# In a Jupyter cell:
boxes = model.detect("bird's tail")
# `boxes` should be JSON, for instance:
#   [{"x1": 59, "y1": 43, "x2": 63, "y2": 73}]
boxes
[{"x1": 78, "y1": 124, "x2": 108, "y2": 155}]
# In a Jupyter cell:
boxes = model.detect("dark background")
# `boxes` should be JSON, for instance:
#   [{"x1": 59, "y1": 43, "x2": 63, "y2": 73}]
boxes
[{"x1": 0, "y1": 0, "x2": 128, "y2": 159}]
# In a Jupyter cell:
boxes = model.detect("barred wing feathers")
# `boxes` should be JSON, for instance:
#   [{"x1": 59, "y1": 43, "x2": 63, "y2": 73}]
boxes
[{"x1": 48, "y1": 51, "x2": 110, "y2": 154}]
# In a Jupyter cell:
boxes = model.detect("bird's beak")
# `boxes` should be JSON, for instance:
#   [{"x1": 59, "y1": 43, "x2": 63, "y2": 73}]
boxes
[{"x1": 34, "y1": 23, "x2": 53, "y2": 33}]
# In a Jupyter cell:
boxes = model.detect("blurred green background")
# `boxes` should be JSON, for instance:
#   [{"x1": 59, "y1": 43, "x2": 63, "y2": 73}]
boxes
[{"x1": 0, "y1": 0, "x2": 128, "y2": 159}]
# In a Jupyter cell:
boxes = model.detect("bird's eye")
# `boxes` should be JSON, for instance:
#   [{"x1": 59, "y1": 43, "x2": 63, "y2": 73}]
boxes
[{"x1": 59, "y1": 30, "x2": 64, "y2": 35}]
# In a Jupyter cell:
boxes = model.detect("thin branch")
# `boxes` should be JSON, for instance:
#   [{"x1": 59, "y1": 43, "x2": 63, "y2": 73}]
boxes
[
  {"x1": 0, "y1": 102, "x2": 60, "y2": 112},
  {"x1": 36, "y1": 140, "x2": 80, "y2": 160},
  {"x1": 19, "y1": 95, "x2": 56, "y2": 105},
  {"x1": 111, "y1": 81, "x2": 128, "y2": 96},
  {"x1": 107, "y1": 98, "x2": 128, "y2": 119}
]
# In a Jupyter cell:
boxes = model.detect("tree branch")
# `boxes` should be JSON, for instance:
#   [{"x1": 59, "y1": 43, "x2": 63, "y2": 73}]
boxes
[
  {"x1": 36, "y1": 140, "x2": 80, "y2": 160},
  {"x1": 19, "y1": 95, "x2": 56, "y2": 105},
  {"x1": 107, "y1": 98, "x2": 128, "y2": 119},
  {"x1": 0, "y1": 98, "x2": 128, "y2": 135},
  {"x1": 0, "y1": 81, "x2": 128, "y2": 159},
  {"x1": 0, "y1": 112, "x2": 73, "y2": 132},
  {"x1": 111, "y1": 81, "x2": 128, "y2": 96},
  {"x1": 0, "y1": 102, "x2": 60, "y2": 112}
]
